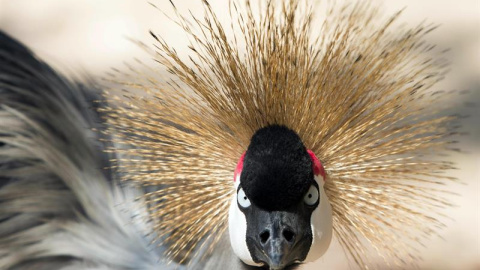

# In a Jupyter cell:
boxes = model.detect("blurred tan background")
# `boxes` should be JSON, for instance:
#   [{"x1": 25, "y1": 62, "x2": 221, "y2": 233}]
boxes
[{"x1": 0, "y1": 0, "x2": 479, "y2": 269}]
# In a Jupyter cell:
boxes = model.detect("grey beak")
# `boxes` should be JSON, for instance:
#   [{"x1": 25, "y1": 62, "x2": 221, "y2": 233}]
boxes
[
  {"x1": 261, "y1": 230, "x2": 292, "y2": 269},
  {"x1": 245, "y1": 208, "x2": 312, "y2": 270}
]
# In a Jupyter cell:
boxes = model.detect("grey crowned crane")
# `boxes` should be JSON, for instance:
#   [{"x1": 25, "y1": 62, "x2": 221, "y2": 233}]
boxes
[
  {"x1": 229, "y1": 125, "x2": 332, "y2": 269},
  {"x1": 0, "y1": 1, "x2": 461, "y2": 269}
]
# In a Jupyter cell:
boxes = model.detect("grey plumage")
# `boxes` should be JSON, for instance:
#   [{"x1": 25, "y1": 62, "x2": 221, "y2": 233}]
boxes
[{"x1": 0, "y1": 31, "x2": 176, "y2": 270}]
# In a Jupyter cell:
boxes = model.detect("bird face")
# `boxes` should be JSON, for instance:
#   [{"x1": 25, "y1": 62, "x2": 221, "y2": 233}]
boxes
[{"x1": 228, "y1": 126, "x2": 333, "y2": 269}]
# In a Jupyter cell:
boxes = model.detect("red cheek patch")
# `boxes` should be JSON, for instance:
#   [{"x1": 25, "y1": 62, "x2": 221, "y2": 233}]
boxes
[
  {"x1": 233, "y1": 152, "x2": 246, "y2": 182},
  {"x1": 307, "y1": 149, "x2": 326, "y2": 180}
]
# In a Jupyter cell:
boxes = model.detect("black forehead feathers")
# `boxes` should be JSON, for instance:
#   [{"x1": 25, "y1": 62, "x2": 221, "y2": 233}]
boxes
[{"x1": 241, "y1": 125, "x2": 313, "y2": 211}]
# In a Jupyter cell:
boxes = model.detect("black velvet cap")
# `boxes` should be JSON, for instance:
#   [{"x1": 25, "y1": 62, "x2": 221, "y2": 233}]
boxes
[{"x1": 240, "y1": 125, "x2": 313, "y2": 211}]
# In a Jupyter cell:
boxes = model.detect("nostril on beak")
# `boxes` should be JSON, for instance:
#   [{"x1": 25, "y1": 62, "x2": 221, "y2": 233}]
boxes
[
  {"x1": 260, "y1": 230, "x2": 270, "y2": 244},
  {"x1": 282, "y1": 229, "x2": 295, "y2": 243}
]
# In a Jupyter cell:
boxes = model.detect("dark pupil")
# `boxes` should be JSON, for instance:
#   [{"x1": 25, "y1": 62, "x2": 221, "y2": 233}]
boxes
[
  {"x1": 308, "y1": 194, "x2": 312, "y2": 198},
  {"x1": 243, "y1": 196, "x2": 247, "y2": 200}
]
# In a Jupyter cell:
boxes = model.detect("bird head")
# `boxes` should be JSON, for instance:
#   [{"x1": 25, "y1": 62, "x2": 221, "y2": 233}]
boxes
[{"x1": 228, "y1": 125, "x2": 333, "y2": 269}]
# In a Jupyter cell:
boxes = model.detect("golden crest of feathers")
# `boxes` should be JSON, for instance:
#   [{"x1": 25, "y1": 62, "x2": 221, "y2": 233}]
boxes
[{"x1": 101, "y1": 0, "x2": 458, "y2": 268}]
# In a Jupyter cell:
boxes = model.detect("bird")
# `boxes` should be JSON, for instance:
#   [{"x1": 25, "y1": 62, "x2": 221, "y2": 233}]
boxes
[
  {"x1": 0, "y1": 0, "x2": 461, "y2": 270},
  {"x1": 228, "y1": 125, "x2": 332, "y2": 269}
]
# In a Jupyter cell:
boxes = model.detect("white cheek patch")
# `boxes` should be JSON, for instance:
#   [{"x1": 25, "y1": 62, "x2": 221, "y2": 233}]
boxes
[
  {"x1": 234, "y1": 175, "x2": 241, "y2": 187},
  {"x1": 228, "y1": 176, "x2": 262, "y2": 267},
  {"x1": 305, "y1": 175, "x2": 333, "y2": 262}
]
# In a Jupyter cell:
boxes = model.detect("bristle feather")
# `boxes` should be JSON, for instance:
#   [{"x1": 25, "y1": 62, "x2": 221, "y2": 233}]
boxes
[{"x1": 101, "y1": 0, "x2": 459, "y2": 268}]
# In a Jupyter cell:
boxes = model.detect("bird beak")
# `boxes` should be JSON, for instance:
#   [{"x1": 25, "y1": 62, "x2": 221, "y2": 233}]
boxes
[
  {"x1": 262, "y1": 233, "x2": 290, "y2": 270},
  {"x1": 245, "y1": 209, "x2": 312, "y2": 270}
]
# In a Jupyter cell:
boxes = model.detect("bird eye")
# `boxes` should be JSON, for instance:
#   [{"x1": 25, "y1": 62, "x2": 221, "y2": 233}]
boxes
[
  {"x1": 237, "y1": 187, "x2": 251, "y2": 208},
  {"x1": 304, "y1": 185, "x2": 319, "y2": 206}
]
